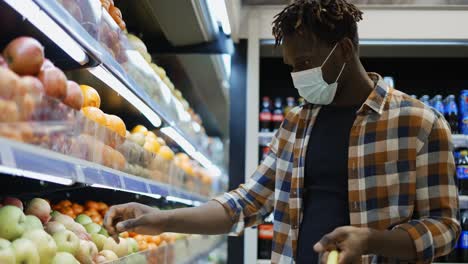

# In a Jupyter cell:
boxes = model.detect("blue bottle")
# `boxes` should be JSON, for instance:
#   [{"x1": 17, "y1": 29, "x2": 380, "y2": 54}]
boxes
[
  {"x1": 420, "y1": 95, "x2": 431, "y2": 106},
  {"x1": 433, "y1": 95, "x2": 445, "y2": 115},
  {"x1": 445, "y1": 95, "x2": 459, "y2": 134}
]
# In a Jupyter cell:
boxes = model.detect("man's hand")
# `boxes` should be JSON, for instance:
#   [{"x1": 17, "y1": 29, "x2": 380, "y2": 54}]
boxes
[
  {"x1": 314, "y1": 226, "x2": 372, "y2": 264},
  {"x1": 103, "y1": 202, "x2": 168, "y2": 239}
]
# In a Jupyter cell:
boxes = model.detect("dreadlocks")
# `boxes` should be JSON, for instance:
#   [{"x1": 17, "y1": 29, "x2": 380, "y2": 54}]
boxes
[{"x1": 272, "y1": 0, "x2": 363, "y2": 47}]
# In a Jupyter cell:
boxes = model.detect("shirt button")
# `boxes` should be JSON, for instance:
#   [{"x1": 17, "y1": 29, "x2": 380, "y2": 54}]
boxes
[
  {"x1": 292, "y1": 190, "x2": 297, "y2": 195},
  {"x1": 292, "y1": 225, "x2": 298, "y2": 229}
]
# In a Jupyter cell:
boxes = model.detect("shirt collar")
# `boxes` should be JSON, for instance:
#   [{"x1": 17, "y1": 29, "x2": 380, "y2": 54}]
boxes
[{"x1": 357, "y1": 73, "x2": 389, "y2": 115}]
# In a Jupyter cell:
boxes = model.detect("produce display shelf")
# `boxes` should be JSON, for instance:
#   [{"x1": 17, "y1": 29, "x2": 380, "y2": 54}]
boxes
[
  {"x1": 0, "y1": 138, "x2": 209, "y2": 204},
  {"x1": 6, "y1": 0, "x2": 213, "y2": 163}
]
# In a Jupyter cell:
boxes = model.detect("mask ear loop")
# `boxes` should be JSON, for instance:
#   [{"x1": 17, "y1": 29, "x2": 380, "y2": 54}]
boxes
[
  {"x1": 321, "y1": 42, "x2": 339, "y2": 67},
  {"x1": 335, "y1": 63, "x2": 346, "y2": 82}
]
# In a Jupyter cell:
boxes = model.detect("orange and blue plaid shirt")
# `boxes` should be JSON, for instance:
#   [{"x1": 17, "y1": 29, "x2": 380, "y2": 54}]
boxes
[{"x1": 214, "y1": 74, "x2": 460, "y2": 263}]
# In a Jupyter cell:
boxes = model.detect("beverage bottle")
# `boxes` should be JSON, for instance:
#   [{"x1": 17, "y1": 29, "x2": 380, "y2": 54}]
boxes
[
  {"x1": 383, "y1": 76, "x2": 395, "y2": 88},
  {"x1": 258, "y1": 213, "x2": 273, "y2": 260},
  {"x1": 298, "y1": 97, "x2": 305, "y2": 106},
  {"x1": 410, "y1": 95, "x2": 418, "y2": 99},
  {"x1": 420, "y1": 95, "x2": 431, "y2": 106},
  {"x1": 272, "y1": 97, "x2": 284, "y2": 131},
  {"x1": 433, "y1": 95, "x2": 445, "y2": 116},
  {"x1": 445, "y1": 95, "x2": 459, "y2": 134},
  {"x1": 261, "y1": 146, "x2": 270, "y2": 162},
  {"x1": 461, "y1": 210, "x2": 468, "y2": 262},
  {"x1": 260, "y1": 97, "x2": 272, "y2": 132},
  {"x1": 459, "y1": 150, "x2": 468, "y2": 195},
  {"x1": 284, "y1": 97, "x2": 296, "y2": 115},
  {"x1": 460, "y1": 91, "x2": 468, "y2": 134}
]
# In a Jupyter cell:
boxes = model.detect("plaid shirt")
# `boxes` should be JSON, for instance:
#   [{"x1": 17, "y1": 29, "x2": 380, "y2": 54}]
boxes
[{"x1": 214, "y1": 74, "x2": 460, "y2": 263}]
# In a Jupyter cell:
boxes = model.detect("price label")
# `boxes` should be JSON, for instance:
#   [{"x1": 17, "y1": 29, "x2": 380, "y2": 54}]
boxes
[
  {"x1": 461, "y1": 231, "x2": 468, "y2": 249},
  {"x1": 123, "y1": 177, "x2": 147, "y2": 192}
]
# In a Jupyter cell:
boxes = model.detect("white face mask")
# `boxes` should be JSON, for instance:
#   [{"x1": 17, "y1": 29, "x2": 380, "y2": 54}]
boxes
[{"x1": 290, "y1": 43, "x2": 346, "y2": 105}]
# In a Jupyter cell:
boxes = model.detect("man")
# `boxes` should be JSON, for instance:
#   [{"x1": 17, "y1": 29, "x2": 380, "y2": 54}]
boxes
[{"x1": 104, "y1": 0, "x2": 460, "y2": 263}]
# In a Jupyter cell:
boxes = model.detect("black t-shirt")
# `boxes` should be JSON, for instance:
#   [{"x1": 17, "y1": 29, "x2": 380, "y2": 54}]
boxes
[{"x1": 296, "y1": 105, "x2": 359, "y2": 264}]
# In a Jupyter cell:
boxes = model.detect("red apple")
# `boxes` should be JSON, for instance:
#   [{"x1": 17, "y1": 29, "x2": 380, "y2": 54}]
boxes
[
  {"x1": 21, "y1": 76, "x2": 44, "y2": 96},
  {"x1": 41, "y1": 59, "x2": 54, "y2": 70},
  {"x1": 63, "y1": 80, "x2": 83, "y2": 110},
  {"x1": 0, "y1": 67, "x2": 22, "y2": 99},
  {"x1": 3, "y1": 197, "x2": 23, "y2": 210},
  {"x1": 3, "y1": 36, "x2": 45, "y2": 75},
  {"x1": 38, "y1": 67, "x2": 67, "y2": 100},
  {"x1": 25, "y1": 198, "x2": 51, "y2": 224}
]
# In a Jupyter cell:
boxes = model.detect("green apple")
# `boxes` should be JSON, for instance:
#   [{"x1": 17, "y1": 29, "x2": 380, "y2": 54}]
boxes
[
  {"x1": 52, "y1": 230, "x2": 79, "y2": 255},
  {"x1": 84, "y1": 223, "x2": 101, "y2": 234},
  {"x1": 24, "y1": 215, "x2": 43, "y2": 232},
  {"x1": 11, "y1": 238, "x2": 40, "y2": 264},
  {"x1": 44, "y1": 221, "x2": 66, "y2": 235},
  {"x1": 103, "y1": 237, "x2": 129, "y2": 257},
  {"x1": 98, "y1": 228, "x2": 109, "y2": 237},
  {"x1": 22, "y1": 229, "x2": 57, "y2": 264},
  {"x1": 51, "y1": 252, "x2": 79, "y2": 264},
  {"x1": 0, "y1": 206, "x2": 26, "y2": 240},
  {"x1": 0, "y1": 238, "x2": 15, "y2": 264},
  {"x1": 75, "y1": 214, "x2": 92, "y2": 226},
  {"x1": 90, "y1": 233, "x2": 106, "y2": 251},
  {"x1": 127, "y1": 237, "x2": 139, "y2": 253},
  {"x1": 95, "y1": 250, "x2": 118, "y2": 263},
  {"x1": 50, "y1": 211, "x2": 60, "y2": 218},
  {"x1": 75, "y1": 240, "x2": 98, "y2": 264},
  {"x1": 51, "y1": 213, "x2": 75, "y2": 230}
]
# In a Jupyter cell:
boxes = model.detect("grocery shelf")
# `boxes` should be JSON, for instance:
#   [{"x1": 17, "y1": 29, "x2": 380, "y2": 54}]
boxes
[
  {"x1": 453, "y1": 134, "x2": 468, "y2": 148},
  {"x1": 259, "y1": 131, "x2": 275, "y2": 147},
  {"x1": 2, "y1": 0, "x2": 218, "y2": 169},
  {"x1": 460, "y1": 195, "x2": 468, "y2": 209},
  {"x1": 257, "y1": 260, "x2": 271, "y2": 264},
  {"x1": 0, "y1": 138, "x2": 209, "y2": 204}
]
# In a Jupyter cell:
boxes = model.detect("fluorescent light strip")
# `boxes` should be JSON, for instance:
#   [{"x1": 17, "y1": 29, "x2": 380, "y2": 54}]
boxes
[
  {"x1": 166, "y1": 195, "x2": 194, "y2": 206},
  {"x1": 207, "y1": 0, "x2": 231, "y2": 35},
  {"x1": 261, "y1": 39, "x2": 468, "y2": 46},
  {"x1": 5, "y1": 0, "x2": 88, "y2": 64},
  {"x1": 0, "y1": 165, "x2": 73, "y2": 185},
  {"x1": 89, "y1": 66, "x2": 162, "y2": 127}
]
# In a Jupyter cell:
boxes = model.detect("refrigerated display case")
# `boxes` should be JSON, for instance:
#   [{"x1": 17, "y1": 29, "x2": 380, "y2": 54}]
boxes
[{"x1": 0, "y1": 0, "x2": 229, "y2": 263}]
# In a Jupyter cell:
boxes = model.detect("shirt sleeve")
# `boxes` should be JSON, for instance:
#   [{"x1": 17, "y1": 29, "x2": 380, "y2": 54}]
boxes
[
  {"x1": 212, "y1": 136, "x2": 279, "y2": 235},
  {"x1": 394, "y1": 114, "x2": 460, "y2": 263}
]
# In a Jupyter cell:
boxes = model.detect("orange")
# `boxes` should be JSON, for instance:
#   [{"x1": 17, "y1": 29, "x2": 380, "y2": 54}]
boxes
[
  {"x1": 131, "y1": 125, "x2": 148, "y2": 135},
  {"x1": 105, "y1": 114, "x2": 126, "y2": 137},
  {"x1": 143, "y1": 138, "x2": 161, "y2": 154},
  {"x1": 82, "y1": 107, "x2": 106, "y2": 126},
  {"x1": 175, "y1": 153, "x2": 190, "y2": 163},
  {"x1": 58, "y1": 200, "x2": 72, "y2": 208},
  {"x1": 85, "y1": 200, "x2": 99, "y2": 210},
  {"x1": 157, "y1": 146, "x2": 174, "y2": 161},
  {"x1": 146, "y1": 131, "x2": 157, "y2": 140},
  {"x1": 120, "y1": 232, "x2": 129, "y2": 238},
  {"x1": 80, "y1": 85, "x2": 101, "y2": 108}
]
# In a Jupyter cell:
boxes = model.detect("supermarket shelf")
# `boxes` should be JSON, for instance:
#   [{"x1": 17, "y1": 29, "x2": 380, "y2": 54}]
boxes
[
  {"x1": 257, "y1": 260, "x2": 271, "y2": 264},
  {"x1": 453, "y1": 134, "x2": 468, "y2": 148},
  {"x1": 3, "y1": 0, "x2": 217, "y2": 168},
  {"x1": 259, "y1": 131, "x2": 275, "y2": 147},
  {"x1": 0, "y1": 138, "x2": 209, "y2": 204},
  {"x1": 461, "y1": 195, "x2": 468, "y2": 209}
]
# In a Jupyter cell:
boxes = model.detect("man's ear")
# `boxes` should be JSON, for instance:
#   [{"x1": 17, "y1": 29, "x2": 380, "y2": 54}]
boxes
[{"x1": 340, "y1": 38, "x2": 355, "y2": 62}]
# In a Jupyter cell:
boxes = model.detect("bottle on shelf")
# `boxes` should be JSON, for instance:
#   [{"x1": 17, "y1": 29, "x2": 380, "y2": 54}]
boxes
[
  {"x1": 445, "y1": 95, "x2": 459, "y2": 134},
  {"x1": 383, "y1": 76, "x2": 395, "y2": 88},
  {"x1": 261, "y1": 146, "x2": 270, "y2": 162},
  {"x1": 272, "y1": 97, "x2": 284, "y2": 132},
  {"x1": 284, "y1": 97, "x2": 296, "y2": 115},
  {"x1": 298, "y1": 97, "x2": 305, "y2": 106},
  {"x1": 458, "y1": 150, "x2": 468, "y2": 195},
  {"x1": 260, "y1": 97, "x2": 272, "y2": 132},
  {"x1": 461, "y1": 210, "x2": 468, "y2": 262},
  {"x1": 258, "y1": 213, "x2": 273, "y2": 260},
  {"x1": 410, "y1": 95, "x2": 418, "y2": 99},
  {"x1": 433, "y1": 95, "x2": 445, "y2": 116},
  {"x1": 420, "y1": 95, "x2": 431, "y2": 107}
]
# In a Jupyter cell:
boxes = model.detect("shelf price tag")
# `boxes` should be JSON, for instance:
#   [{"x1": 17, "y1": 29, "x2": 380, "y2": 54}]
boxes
[
  {"x1": 13, "y1": 148, "x2": 76, "y2": 179},
  {"x1": 149, "y1": 183, "x2": 169, "y2": 197},
  {"x1": 122, "y1": 177, "x2": 147, "y2": 192}
]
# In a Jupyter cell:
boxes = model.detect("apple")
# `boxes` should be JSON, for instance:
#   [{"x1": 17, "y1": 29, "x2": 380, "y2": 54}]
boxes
[
  {"x1": 75, "y1": 240, "x2": 98, "y2": 264},
  {"x1": 21, "y1": 76, "x2": 44, "y2": 96},
  {"x1": 11, "y1": 238, "x2": 40, "y2": 264},
  {"x1": 90, "y1": 233, "x2": 106, "y2": 251},
  {"x1": 84, "y1": 223, "x2": 101, "y2": 234},
  {"x1": 25, "y1": 198, "x2": 51, "y2": 225},
  {"x1": 22, "y1": 230, "x2": 57, "y2": 264},
  {"x1": 52, "y1": 230, "x2": 79, "y2": 255},
  {"x1": 38, "y1": 67, "x2": 67, "y2": 100},
  {"x1": 69, "y1": 223, "x2": 91, "y2": 241},
  {"x1": 45, "y1": 221, "x2": 66, "y2": 235},
  {"x1": 0, "y1": 238, "x2": 15, "y2": 264},
  {"x1": 103, "y1": 237, "x2": 129, "y2": 257},
  {"x1": 24, "y1": 215, "x2": 43, "y2": 232},
  {"x1": 51, "y1": 213, "x2": 75, "y2": 229},
  {"x1": 51, "y1": 252, "x2": 79, "y2": 264},
  {"x1": 98, "y1": 228, "x2": 109, "y2": 237},
  {"x1": 95, "y1": 250, "x2": 118, "y2": 263},
  {"x1": 0, "y1": 205, "x2": 26, "y2": 240},
  {"x1": 75, "y1": 214, "x2": 92, "y2": 226},
  {"x1": 127, "y1": 237, "x2": 139, "y2": 253},
  {"x1": 3, "y1": 37, "x2": 44, "y2": 76},
  {"x1": 63, "y1": 80, "x2": 83, "y2": 110},
  {"x1": 2, "y1": 197, "x2": 23, "y2": 210}
]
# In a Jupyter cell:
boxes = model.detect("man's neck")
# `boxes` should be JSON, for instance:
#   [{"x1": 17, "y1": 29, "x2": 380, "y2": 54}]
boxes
[{"x1": 331, "y1": 64, "x2": 374, "y2": 107}]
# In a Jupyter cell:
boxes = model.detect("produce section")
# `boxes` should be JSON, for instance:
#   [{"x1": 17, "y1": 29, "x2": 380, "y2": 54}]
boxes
[{"x1": 0, "y1": 0, "x2": 229, "y2": 263}]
